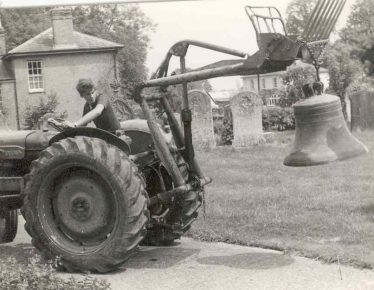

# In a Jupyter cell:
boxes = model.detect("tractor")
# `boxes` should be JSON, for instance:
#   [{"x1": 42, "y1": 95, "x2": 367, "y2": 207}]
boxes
[{"x1": 0, "y1": 0, "x2": 354, "y2": 273}]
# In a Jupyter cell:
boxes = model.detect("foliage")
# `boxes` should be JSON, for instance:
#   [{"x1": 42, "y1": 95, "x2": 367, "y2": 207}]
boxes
[
  {"x1": 23, "y1": 94, "x2": 67, "y2": 130},
  {"x1": 72, "y1": 5, "x2": 155, "y2": 96},
  {"x1": 0, "y1": 9, "x2": 51, "y2": 51},
  {"x1": 220, "y1": 110, "x2": 233, "y2": 145},
  {"x1": 1, "y1": 6, "x2": 154, "y2": 98},
  {"x1": 217, "y1": 105, "x2": 295, "y2": 146},
  {"x1": 0, "y1": 256, "x2": 110, "y2": 290},
  {"x1": 262, "y1": 107, "x2": 295, "y2": 131},
  {"x1": 259, "y1": 88, "x2": 287, "y2": 107},
  {"x1": 162, "y1": 69, "x2": 212, "y2": 113},
  {"x1": 339, "y1": 0, "x2": 374, "y2": 76},
  {"x1": 285, "y1": 0, "x2": 318, "y2": 37},
  {"x1": 324, "y1": 42, "x2": 366, "y2": 118},
  {"x1": 0, "y1": 101, "x2": 9, "y2": 129},
  {"x1": 281, "y1": 62, "x2": 317, "y2": 104}
]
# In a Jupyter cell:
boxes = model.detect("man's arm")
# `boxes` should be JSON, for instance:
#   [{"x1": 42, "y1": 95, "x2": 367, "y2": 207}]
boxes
[{"x1": 74, "y1": 104, "x2": 105, "y2": 127}]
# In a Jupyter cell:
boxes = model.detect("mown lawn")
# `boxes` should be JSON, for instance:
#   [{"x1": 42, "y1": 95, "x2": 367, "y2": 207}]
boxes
[{"x1": 190, "y1": 130, "x2": 374, "y2": 269}]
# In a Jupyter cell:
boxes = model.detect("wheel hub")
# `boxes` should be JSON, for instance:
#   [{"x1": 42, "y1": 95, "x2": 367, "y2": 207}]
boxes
[
  {"x1": 51, "y1": 170, "x2": 116, "y2": 245},
  {"x1": 70, "y1": 195, "x2": 93, "y2": 222}
]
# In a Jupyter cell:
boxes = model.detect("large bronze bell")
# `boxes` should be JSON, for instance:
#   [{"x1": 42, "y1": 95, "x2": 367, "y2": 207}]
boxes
[{"x1": 284, "y1": 82, "x2": 368, "y2": 166}]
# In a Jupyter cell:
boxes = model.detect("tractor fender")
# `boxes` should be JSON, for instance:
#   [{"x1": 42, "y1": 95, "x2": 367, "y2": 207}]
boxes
[
  {"x1": 49, "y1": 127, "x2": 131, "y2": 155},
  {"x1": 120, "y1": 120, "x2": 153, "y2": 155},
  {"x1": 120, "y1": 120, "x2": 173, "y2": 155}
]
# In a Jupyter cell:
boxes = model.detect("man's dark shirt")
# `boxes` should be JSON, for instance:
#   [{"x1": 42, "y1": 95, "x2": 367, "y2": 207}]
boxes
[{"x1": 83, "y1": 93, "x2": 120, "y2": 133}]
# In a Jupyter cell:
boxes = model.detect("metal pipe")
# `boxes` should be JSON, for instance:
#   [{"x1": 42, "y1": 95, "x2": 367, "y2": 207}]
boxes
[
  {"x1": 180, "y1": 56, "x2": 195, "y2": 166},
  {"x1": 13, "y1": 82, "x2": 20, "y2": 129},
  {"x1": 160, "y1": 95, "x2": 185, "y2": 149},
  {"x1": 303, "y1": 0, "x2": 328, "y2": 41},
  {"x1": 312, "y1": 0, "x2": 339, "y2": 40},
  {"x1": 0, "y1": 194, "x2": 21, "y2": 199},
  {"x1": 159, "y1": 95, "x2": 206, "y2": 178},
  {"x1": 302, "y1": 0, "x2": 324, "y2": 40},
  {"x1": 139, "y1": 95, "x2": 185, "y2": 187},
  {"x1": 245, "y1": 6, "x2": 287, "y2": 35},
  {"x1": 320, "y1": 0, "x2": 346, "y2": 39},
  {"x1": 149, "y1": 177, "x2": 212, "y2": 206},
  {"x1": 142, "y1": 62, "x2": 246, "y2": 88},
  {"x1": 170, "y1": 40, "x2": 248, "y2": 58}
]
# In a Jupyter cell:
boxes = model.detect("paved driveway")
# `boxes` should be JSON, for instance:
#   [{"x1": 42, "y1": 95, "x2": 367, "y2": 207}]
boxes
[{"x1": 5, "y1": 219, "x2": 374, "y2": 290}]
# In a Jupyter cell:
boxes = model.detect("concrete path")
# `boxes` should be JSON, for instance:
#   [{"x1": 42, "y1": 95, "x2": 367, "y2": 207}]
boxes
[{"x1": 5, "y1": 219, "x2": 374, "y2": 290}]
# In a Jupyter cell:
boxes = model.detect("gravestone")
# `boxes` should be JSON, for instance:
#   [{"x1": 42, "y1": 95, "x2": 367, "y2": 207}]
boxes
[
  {"x1": 188, "y1": 90, "x2": 215, "y2": 150},
  {"x1": 230, "y1": 91, "x2": 264, "y2": 147},
  {"x1": 349, "y1": 90, "x2": 374, "y2": 130}
]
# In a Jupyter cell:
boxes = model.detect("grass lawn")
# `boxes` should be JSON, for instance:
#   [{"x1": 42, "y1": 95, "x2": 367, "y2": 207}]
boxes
[{"x1": 190, "y1": 130, "x2": 374, "y2": 269}]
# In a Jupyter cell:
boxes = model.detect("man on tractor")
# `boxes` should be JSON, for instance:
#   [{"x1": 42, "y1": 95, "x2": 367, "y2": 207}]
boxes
[{"x1": 61, "y1": 78, "x2": 121, "y2": 133}]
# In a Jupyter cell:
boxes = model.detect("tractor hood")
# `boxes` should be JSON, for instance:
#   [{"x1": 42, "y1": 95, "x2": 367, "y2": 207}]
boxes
[{"x1": 0, "y1": 130, "x2": 57, "y2": 159}]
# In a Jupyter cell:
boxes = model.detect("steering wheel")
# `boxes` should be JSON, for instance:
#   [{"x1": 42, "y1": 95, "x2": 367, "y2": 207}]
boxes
[{"x1": 47, "y1": 118, "x2": 72, "y2": 132}]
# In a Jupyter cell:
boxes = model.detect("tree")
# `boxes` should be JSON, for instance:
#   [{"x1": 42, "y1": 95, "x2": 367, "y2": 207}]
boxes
[
  {"x1": 1, "y1": 5, "x2": 154, "y2": 97},
  {"x1": 324, "y1": 41, "x2": 365, "y2": 118},
  {"x1": 285, "y1": 0, "x2": 318, "y2": 37},
  {"x1": 0, "y1": 8, "x2": 51, "y2": 50},
  {"x1": 161, "y1": 69, "x2": 212, "y2": 113},
  {"x1": 339, "y1": 0, "x2": 374, "y2": 76},
  {"x1": 281, "y1": 62, "x2": 317, "y2": 104},
  {"x1": 72, "y1": 5, "x2": 155, "y2": 95}
]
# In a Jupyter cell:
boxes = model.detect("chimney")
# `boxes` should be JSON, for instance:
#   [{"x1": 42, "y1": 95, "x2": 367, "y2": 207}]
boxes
[
  {"x1": 51, "y1": 7, "x2": 75, "y2": 49},
  {"x1": 0, "y1": 15, "x2": 6, "y2": 56}
]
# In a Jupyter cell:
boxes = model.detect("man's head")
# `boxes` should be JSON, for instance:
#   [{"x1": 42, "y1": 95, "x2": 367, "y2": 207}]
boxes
[{"x1": 76, "y1": 78, "x2": 96, "y2": 104}]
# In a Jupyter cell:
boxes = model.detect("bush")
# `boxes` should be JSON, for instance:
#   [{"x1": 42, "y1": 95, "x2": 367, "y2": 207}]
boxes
[
  {"x1": 0, "y1": 256, "x2": 110, "y2": 290},
  {"x1": 262, "y1": 107, "x2": 295, "y2": 131},
  {"x1": 23, "y1": 94, "x2": 67, "y2": 130},
  {"x1": 220, "y1": 112, "x2": 233, "y2": 145}
]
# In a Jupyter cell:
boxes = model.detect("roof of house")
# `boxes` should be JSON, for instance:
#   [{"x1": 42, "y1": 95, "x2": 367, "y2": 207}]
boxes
[
  {"x1": 209, "y1": 91, "x2": 233, "y2": 102},
  {"x1": 6, "y1": 28, "x2": 123, "y2": 57}
]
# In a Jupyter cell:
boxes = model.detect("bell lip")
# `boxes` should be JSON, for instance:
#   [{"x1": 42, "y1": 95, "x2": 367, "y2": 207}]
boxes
[{"x1": 283, "y1": 147, "x2": 369, "y2": 167}]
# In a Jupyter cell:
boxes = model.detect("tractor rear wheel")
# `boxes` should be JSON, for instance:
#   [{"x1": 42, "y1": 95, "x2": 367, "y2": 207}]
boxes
[
  {"x1": 0, "y1": 208, "x2": 18, "y2": 243},
  {"x1": 142, "y1": 153, "x2": 203, "y2": 246},
  {"x1": 22, "y1": 136, "x2": 149, "y2": 273}
]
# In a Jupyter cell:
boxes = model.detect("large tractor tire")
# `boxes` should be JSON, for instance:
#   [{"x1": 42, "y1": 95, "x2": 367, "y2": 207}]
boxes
[
  {"x1": 142, "y1": 153, "x2": 203, "y2": 246},
  {"x1": 21, "y1": 136, "x2": 149, "y2": 273},
  {"x1": 0, "y1": 208, "x2": 18, "y2": 243}
]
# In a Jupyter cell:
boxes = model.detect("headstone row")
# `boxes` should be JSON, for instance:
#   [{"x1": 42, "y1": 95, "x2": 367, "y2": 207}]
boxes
[{"x1": 187, "y1": 90, "x2": 263, "y2": 150}]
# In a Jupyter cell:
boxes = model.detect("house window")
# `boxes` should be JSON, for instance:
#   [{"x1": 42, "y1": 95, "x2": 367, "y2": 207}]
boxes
[
  {"x1": 28, "y1": 60, "x2": 44, "y2": 92},
  {"x1": 267, "y1": 94, "x2": 280, "y2": 106},
  {"x1": 262, "y1": 78, "x2": 266, "y2": 89},
  {"x1": 250, "y1": 79, "x2": 255, "y2": 90},
  {"x1": 273, "y1": 77, "x2": 278, "y2": 88}
]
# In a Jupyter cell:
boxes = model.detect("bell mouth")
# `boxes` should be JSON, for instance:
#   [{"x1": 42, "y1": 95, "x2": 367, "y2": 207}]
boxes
[{"x1": 284, "y1": 90, "x2": 369, "y2": 167}]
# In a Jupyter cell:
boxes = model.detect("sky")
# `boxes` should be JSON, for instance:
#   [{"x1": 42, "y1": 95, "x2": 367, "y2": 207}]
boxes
[
  {"x1": 0, "y1": 0, "x2": 357, "y2": 90},
  {"x1": 138, "y1": 0, "x2": 357, "y2": 90}
]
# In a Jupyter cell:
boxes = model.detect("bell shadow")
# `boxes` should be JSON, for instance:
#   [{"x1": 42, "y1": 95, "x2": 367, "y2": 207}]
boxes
[
  {"x1": 197, "y1": 252, "x2": 294, "y2": 270},
  {"x1": 124, "y1": 247, "x2": 200, "y2": 269},
  {"x1": 354, "y1": 204, "x2": 374, "y2": 221},
  {"x1": 0, "y1": 243, "x2": 37, "y2": 265}
]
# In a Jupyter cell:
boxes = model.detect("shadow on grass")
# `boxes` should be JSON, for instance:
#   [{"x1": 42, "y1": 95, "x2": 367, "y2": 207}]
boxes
[
  {"x1": 356, "y1": 203, "x2": 374, "y2": 217},
  {"x1": 197, "y1": 253, "x2": 294, "y2": 270},
  {"x1": 124, "y1": 247, "x2": 200, "y2": 269},
  {"x1": 0, "y1": 243, "x2": 37, "y2": 265}
]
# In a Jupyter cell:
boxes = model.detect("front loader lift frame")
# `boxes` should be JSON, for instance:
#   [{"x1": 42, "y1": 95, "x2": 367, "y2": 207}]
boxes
[
  {"x1": 134, "y1": 35, "x2": 301, "y2": 189},
  {"x1": 133, "y1": 0, "x2": 346, "y2": 191}
]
